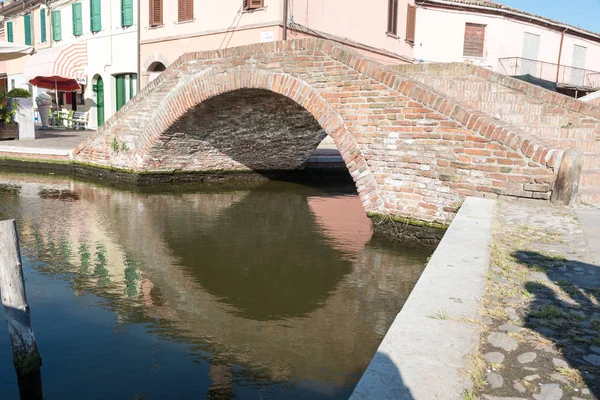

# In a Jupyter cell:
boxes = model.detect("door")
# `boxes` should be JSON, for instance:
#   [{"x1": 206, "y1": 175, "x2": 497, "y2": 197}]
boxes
[
  {"x1": 571, "y1": 45, "x2": 587, "y2": 86},
  {"x1": 521, "y1": 32, "x2": 540, "y2": 76},
  {"x1": 115, "y1": 75, "x2": 126, "y2": 111},
  {"x1": 96, "y1": 77, "x2": 104, "y2": 127}
]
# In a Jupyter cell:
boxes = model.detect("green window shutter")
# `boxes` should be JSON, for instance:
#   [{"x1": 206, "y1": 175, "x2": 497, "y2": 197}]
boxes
[
  {"x1": 7, "y1": 22, "x2": 13, "y2": 43},
  {"x1": 72, "y1": 3, "x2": 83, "y2": 36},
  {"x1": 52, "y1": 10, "x2": 62, "y2": 41},
  {"x1": 90, "y1": 0, "x2": 102, "y2": 32},
  {"x1": 40, "y1": 10, "x2": 47, "y2": 43},
  {"x1": 24, "y1": 14, "x2": 32, "y2": 45},
  {"x1": 115, "y1": 75, "x2": 126, "y2": 111},
  {"x1": 129, "y1": 75, "x2": 133, "y2": 99},
  {"x1": 121, "y1": 0, "x2": 134, "y2": 27}
]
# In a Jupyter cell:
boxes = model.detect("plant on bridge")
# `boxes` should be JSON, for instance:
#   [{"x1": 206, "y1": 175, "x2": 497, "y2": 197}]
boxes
[
  {"x1": 111, "y1": 138, "x2": 120, "y2": 153},
  {"x1": 111, "y1": 137, "x2": 129, "y2": 153}
]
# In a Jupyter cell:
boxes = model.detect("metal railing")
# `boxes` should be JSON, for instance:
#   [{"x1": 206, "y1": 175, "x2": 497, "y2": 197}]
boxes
[{"x1": 497, "y1": 57, "x2": 600, "y2": 90}]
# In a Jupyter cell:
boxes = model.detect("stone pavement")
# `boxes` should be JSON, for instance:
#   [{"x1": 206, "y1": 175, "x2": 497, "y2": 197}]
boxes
[
  {"x1": 0, "y1": 127, "x2": 92, "y2": 157},
  {"x1": 473, "y1": 200, "x2": 600, "y2": 400},
  {"x1": 0, "y1": 126, "x2": 343, "y2": 163}
]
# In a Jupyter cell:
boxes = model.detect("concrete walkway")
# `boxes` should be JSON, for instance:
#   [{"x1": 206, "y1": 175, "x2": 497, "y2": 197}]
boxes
[
  {"x1": 351, "y1": 197, "x2": 496, "y2": 399},
  {"x1": 576, "y1": 207, "x2": 600, "y2": 264},
  {"x1": 0, "y1": 127, "x2": 92, "y2": 157},
  {"x1": 0, "y1": 128, "x2": 345, "y2": 163}
]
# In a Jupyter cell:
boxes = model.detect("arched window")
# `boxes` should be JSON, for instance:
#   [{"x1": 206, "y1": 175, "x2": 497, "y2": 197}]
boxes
[{"x1": 148, "y1": 62, "x2": 166, "y2": 83}]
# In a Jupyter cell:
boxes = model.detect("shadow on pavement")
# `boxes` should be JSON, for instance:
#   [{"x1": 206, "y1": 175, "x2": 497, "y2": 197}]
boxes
[
  {"x1": 351, "y1": 351, "x2": 414, "y2": 399},
  {"x1": 513, "y1": 250, "x2": 600, "y2": 397}
]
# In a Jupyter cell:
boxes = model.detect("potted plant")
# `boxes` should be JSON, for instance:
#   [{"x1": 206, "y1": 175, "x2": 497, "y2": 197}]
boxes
[
  {"x1": 7, "y1": 88, "x2": 33, "y2": 100},
  {"x1": 0, "y1": 90, "x2": 18, "y2": 140}
]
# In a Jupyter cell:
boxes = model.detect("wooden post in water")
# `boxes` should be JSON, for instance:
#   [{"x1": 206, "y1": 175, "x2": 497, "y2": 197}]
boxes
[{"x1": 0, "y1": 220, "x2": 43, "y2": 400}]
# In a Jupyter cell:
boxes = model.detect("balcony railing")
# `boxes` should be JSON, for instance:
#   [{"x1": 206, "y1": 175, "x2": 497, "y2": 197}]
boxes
[{"x1": 497, "y1": 57, "x2": 600, "y2": 91}]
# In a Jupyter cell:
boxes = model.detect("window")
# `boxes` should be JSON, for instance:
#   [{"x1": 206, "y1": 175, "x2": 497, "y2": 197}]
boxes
[
  {"x1": 11, "y1": 79, "x2": 15, "y2": 90},
  {"x1": 40, "y1": 9, "x2": 47, "y2": 43},
  {"x1": 73, "y1": 3, "x2": 83, "y2": 36},
  {"x1": 406, "y1": 4, "x2": 416, "y2": 43},
  {"x1": 7, "y1": 21, "x2": 13, "y2": 43},
  {"x1": 122, "y1": 0, "x2": 134, "y2": 27},
  {"x1": 178, "y1": 0, "x2": 193, "y2": 22},
  {"x1": 115, "y1": 74, "x2": 137, "y2": 111},
  {"x1": 243, "y1": 0, "x2": 264, "y2": 11},
  {"x1": 148, "y1": 61, "x2": 166, "y2": 82},
  {"x1": 52, "y1": 10, "x2": 62, "y2": 41},
  {"x1": 149, "y1": 0, "x2": 163, "y2": 27},
  {"x1": 387, "y1": 0, "x2": 398, "y2": 36},
  {"x1": 463, "y1": 23, "x2": 486, "y2": 57},
  {"x1": 24, "y1": 14, "x2": 32, "y2": 45},
  {"x1": 90, "y1": 0, "x2": 102, "y2": 32}
]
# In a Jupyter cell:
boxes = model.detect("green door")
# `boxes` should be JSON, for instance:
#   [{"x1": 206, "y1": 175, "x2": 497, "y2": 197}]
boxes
[
  {"x1": 96, "y1": 77, "x2": 104, "y2": 127},
  {"x1": 115, "y1": 75, "x2": 126, "y2": 111}
]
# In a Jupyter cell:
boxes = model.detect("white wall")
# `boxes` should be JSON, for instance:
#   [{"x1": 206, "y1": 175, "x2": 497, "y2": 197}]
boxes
[
  {"x1": 7, "y1": 73, "x2": 28, "y2": 90},
  {"x1": 414, "y1": 6, "x2": 600, "y2": 75},
  {"x1": 40, "y1": 0, "x2": 139, "y2": 128}
]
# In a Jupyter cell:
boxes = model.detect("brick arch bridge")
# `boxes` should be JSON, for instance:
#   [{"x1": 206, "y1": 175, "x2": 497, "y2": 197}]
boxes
[{"x1": 75, "y1": 38, "x2": 568, "y2": 226}]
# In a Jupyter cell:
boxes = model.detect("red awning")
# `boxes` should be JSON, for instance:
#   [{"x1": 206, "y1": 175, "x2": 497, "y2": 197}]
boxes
[{"x1": 24, "y1": 43, "x2": 87, "y2": 91}]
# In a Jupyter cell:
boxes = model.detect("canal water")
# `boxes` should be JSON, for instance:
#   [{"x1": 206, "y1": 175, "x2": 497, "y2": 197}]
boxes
[{"x1": 0, "y1": 172, "x2": 429, "y2": 399}]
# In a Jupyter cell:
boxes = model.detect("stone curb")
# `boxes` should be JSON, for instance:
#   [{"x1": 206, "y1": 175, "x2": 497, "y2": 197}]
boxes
[
  {"x1": 350, "y1": 197, "x2": 496, "y2": 399},
  {"x1": 0, "y1": 146, "x2": 71, "y2": 157}
]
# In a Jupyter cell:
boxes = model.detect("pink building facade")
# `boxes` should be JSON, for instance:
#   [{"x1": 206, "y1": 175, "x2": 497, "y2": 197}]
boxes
[{"x1": 140, "y1": 0, "x2": 418, "y2": 88}]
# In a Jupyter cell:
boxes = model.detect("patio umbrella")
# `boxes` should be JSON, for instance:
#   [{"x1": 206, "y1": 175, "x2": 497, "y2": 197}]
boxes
[
  {"x1": 24, "y1": 43, "x2": 86, "y2": 109},
  {"x1": 28, "y1": 76, "x2": 81, "y2": 92},
  {"x1": 0, "y1": 41, "x2": 34, "y2": 62}
]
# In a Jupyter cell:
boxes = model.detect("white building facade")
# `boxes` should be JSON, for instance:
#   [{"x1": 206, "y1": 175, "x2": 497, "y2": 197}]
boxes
[
  {"x1": 413, "y1": 0, "x2": 600, "y2": 94},
  {"x1": 1, "y1": 0, "x2": 139, "y2": 129}
]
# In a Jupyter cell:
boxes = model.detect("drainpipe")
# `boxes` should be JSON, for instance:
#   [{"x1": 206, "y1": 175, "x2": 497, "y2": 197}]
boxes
[
  {"x1": 282, "y1": 0, "x2": 288, "y2": 40},
  {"x1": 136, "y1": 0, "x2": 140, "y2": 93},
  {"x1": 556, "y1": 27, "x2": 567, "y2": 84},
  {"x1": 103, "y1": 0, "x2": 113, "y2": 71},
  {"x1": 46, "y1": 0, "x2": 52, "y2": 48}
]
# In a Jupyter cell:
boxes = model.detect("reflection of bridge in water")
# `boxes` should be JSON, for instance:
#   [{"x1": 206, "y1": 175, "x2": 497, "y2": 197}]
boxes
[{"x1": 0, "y1": 173, "x2": 427, "y2": 394}]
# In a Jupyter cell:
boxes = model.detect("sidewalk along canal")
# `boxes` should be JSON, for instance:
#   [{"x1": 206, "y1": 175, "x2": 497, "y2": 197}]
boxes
[{"x1": 351, "y1": 197, "x2": 496, "y2": 399}]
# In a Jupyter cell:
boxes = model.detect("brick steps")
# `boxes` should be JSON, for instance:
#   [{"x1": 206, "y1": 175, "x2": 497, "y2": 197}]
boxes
[
  {"x1": 514, "y1": 126, "x2": 597, "y2": 141},
  {"x1": 581, "y1": 170, "x2": 600, "y2": 186},
  {"x1": 578, "y1": 187, "x2": 600, "y2": 204},
  {"x1": 412, "y1": 69, "x2": 600, "y2": 204}
]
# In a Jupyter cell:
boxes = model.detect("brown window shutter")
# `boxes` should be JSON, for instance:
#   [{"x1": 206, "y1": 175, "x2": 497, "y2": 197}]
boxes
[
  {"x1": 406, "y1": 4, "x2": 416, "y2": 42},
  {"x1": 178, "y1": 0, "x2": 193, "y2": 21},
  {"x1": 150, "y1": 0, "x2": 163, "y2": 26},
  {"x1": 186, "y1": 0, "x2": 194, "y2": 20},
  {"x1": 387, "y1": 0, "x2": 399, "y2": 35},
  {"x1": 178, "y1": 0, "x2": 184, "y2": 21},
  {"x1": 463, "y1": 23, "x2": 486, "y2": 57},
  {"x1": 245, "y1": 0, "x2": 264, "y2": 10}
]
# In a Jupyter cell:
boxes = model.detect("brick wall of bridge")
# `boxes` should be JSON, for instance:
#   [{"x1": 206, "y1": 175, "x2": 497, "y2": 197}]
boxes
[{"x1": 75, "y1": 39, "x2": 561, "y2": 225}]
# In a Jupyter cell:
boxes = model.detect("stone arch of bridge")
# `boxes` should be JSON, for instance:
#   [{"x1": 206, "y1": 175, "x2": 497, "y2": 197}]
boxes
[{"x1": 141, "y1": 68, "x2": 384, "y2": 213}]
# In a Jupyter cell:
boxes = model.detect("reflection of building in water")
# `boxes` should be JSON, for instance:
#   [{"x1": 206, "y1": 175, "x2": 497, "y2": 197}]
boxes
[
  {"x1": 307, "y1": 196, "x2": 372, "y2": 260},
  {"x1": 0, "y1": 173, "x2": 428, "y2": 390}
]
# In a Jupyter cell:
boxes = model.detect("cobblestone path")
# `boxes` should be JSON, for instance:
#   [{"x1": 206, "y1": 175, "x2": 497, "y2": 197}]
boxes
[{"x1": 473, "y1": 200, "x2": 600, "y2": 400}]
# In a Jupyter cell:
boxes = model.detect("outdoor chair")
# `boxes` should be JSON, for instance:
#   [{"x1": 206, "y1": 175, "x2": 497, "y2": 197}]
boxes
[
  {"x1": 73, "y1": 111, "x2": 89, "y2": 130},
  {"x1": 63, "y1": 110, "x2": 75, "y2": 129}
]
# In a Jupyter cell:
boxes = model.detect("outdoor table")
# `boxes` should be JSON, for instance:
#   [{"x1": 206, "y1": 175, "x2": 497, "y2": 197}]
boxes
[{"x1": 50, "y1": 111, "x2": 65, "y2": 128}]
